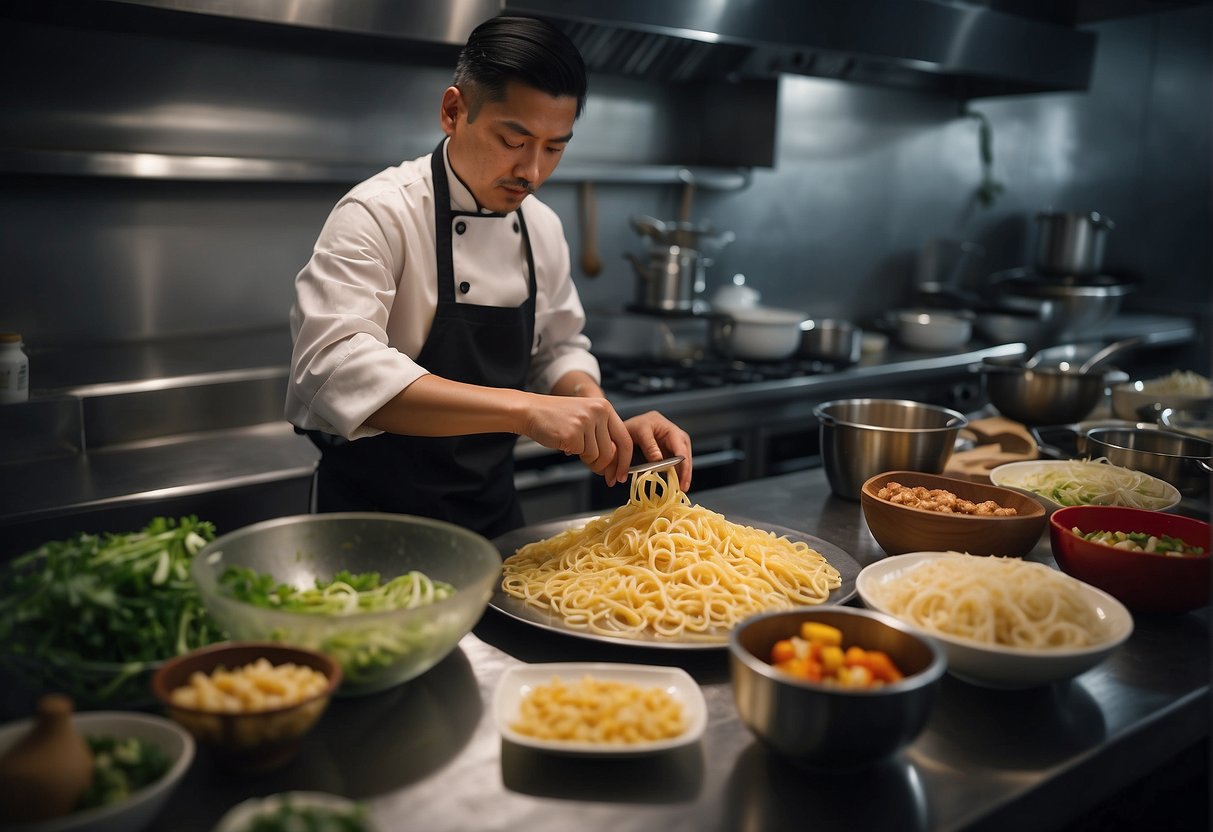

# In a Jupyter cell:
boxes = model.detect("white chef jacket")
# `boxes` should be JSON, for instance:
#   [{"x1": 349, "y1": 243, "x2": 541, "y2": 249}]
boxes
[{"x1": 286, "y1": 139, "x2": 601, "y2": 440}]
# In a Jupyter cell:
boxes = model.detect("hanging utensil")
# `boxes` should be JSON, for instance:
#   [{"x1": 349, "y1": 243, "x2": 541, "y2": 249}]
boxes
[
  {"x1": 578, "y1": 181, "x2": 602, "y2": 277},
  {"x1": 677, "y1": 168, "x2": 695, "y2": 225}
]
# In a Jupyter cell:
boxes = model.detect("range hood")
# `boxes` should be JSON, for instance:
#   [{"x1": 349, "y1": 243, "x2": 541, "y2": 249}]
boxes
[{"x1": 92, "y1": 0, "x2": 1096, "y2": 98}]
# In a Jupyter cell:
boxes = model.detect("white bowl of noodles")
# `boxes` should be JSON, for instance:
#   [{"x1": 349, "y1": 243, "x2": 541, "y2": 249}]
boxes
[
  {"x1": 856, "y1": 551, "x2": 1133, "y2": 689},
  {"x1": 989, "y1": 458, "x2": 1180, "y2": 517}
]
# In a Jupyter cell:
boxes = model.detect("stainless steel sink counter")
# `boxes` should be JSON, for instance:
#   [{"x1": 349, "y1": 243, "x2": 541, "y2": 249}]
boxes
[{"x1": 144, "y1": 467, "x2": 1210, "y2": 832}]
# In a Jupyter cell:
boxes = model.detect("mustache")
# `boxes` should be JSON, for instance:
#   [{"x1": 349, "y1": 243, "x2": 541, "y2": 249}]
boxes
[{"x1": 498, "y1": 178, "x2": 535, "y2": 194}]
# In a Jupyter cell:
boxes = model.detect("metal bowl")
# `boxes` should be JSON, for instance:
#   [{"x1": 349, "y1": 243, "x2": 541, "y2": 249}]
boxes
[
  {"x1": 991, "y1": 272, "x2": 1133, "y2": 340},
  {"x1": 981, "y1": 355, "x2": 1128, "y2": 426},
  {"x1": 1081, "y1": 427, "x2": 1212, "y2": 500},
  {"x1": 192, "y1": 513, "x2": 501, "y2": 696},
  {"x1": 729, "y1": 607, "x2": 945, "y2": 767},
  {"x1": 813, "y1": 399, "x2": 969, "y2": 500}
]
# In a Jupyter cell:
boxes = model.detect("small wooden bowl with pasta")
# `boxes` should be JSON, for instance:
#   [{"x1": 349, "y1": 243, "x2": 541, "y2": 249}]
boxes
[
  {"x1": 860, "y1": 471, "x2": 1047, "y2": 557},
  {"x1": 151, "y1": 641, "x2": 341, "y2": 774}
]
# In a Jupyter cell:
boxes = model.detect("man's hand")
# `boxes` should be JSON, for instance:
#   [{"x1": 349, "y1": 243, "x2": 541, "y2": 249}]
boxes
[
  {"x1": 623, "y1": 410, "x2": 693, "y2": 492},
  {"x1": 521, "y1": 394, "x2": 634, "y2": 486}
]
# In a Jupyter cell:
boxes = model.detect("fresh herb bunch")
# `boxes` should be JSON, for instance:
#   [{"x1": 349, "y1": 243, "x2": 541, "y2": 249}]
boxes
[
  {"x1": 0, "y1": 516, "x2": 226, "y2": 699},
  {"x1": 77, "y1": 735, "x2": 172, "y2": 810}
]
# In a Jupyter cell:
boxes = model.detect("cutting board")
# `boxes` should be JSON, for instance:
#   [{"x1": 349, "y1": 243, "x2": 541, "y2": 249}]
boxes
[{"x1": 945, "y1": 416, "x2": 1038, "y2": 482}]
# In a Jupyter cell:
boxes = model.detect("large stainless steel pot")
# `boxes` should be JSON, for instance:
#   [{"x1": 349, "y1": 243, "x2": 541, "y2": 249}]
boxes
[
  {"x1": 625, "y1": 246, "x2": 709, "y2": 312},
  {"x1": 813, "y1": 399, "x2": 968, "y2": 500},
  {"x1": 1082, "y1": 427, "x2": 1212, "y2": 499},
  {"x1": 980, "y1": 353, "x2": 1129, "y2": 426},
  {"x1": 1034, "y1": 211, "x2": 1114, "y2": 276}
]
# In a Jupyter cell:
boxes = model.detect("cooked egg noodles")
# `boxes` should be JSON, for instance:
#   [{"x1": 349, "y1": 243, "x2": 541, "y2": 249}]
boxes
[
  {"x1": 501, "y1": 468, "x2": 841, "y2": 641},
  {"x1": 869, "y1": 556, "x2": 1106, "y2": 649}
]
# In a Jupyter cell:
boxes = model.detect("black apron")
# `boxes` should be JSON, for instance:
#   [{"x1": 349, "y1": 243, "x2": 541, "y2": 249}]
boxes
[{"x1": 310, "y1": 142, "x2": 537, "y2": 539}]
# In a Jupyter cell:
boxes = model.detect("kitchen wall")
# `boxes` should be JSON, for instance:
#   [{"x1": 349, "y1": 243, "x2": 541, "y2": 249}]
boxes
[{"x1": 1, "y1": 5, "x2": 1209, "y2": 384}]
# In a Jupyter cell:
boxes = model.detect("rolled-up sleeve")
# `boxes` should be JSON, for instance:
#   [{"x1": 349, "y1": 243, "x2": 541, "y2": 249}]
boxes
[{"x1": 287, "y1": 196, "x2": 428, "y2": 440}]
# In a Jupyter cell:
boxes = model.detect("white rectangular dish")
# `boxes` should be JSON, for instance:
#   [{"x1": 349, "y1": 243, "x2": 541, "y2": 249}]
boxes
[{"x1": 492, "y1": 662, "x2": 707, "y2": 757}]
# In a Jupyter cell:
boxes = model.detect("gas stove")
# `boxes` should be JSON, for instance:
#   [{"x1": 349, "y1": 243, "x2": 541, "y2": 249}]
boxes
[{"x1": 596, "y1": 354, "x2": 840, "y2": 396}]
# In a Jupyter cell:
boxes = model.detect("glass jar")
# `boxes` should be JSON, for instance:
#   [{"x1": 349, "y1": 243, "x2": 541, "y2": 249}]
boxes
[{"x1": 0, "y1": 332, "x2": 30, "y2": 403}]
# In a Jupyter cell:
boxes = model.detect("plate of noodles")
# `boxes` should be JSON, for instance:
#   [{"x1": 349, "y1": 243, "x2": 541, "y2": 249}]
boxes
[
  {"x1": 492, "y1": 662, "x2": 707, "y2": 757},
  {"x1": 491, "y1": 468, "x2": 861, "y2": 649},
  {"x1": 856, "y1": 551, "x2": 1133, "y2": 689}
]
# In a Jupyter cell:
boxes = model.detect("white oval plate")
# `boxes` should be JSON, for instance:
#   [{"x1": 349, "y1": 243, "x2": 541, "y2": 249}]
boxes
[
  {"x1": 856, "y1": 551, "x2": 1134, "y2": 689},
  {"x1": 989, "y1": 459, "x2": 1181, "y2": 516},
  {"x1": 493, "y1": 662, "x2": 707, "y2": 757}
]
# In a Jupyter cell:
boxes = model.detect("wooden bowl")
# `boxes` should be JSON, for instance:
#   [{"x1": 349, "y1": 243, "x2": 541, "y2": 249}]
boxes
[
  {"x1": 860, "y1": 471, "x2": 1047, "y2": 557},
  {"x1": 151, "y1": 642, "x2": 341, "y2": 774}
]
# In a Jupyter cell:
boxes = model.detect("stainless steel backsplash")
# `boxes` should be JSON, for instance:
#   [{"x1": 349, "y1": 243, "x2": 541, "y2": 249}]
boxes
[{"x1": 1, "y1": 7, "x2": 1208, "y2": 380}]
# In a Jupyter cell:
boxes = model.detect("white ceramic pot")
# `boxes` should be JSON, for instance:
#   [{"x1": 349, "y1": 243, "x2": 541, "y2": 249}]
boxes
[
  {"x1": 895, "y1": 310, "x2": 972, "y2": 352},
  {"x1": 716, "y1": 306, "x2": 807, "y2": 361}
]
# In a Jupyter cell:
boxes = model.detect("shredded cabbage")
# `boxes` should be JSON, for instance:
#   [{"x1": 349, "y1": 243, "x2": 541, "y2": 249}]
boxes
[{"x1": 1001, "y1": 458, "x2": 1177, "y2": 509}]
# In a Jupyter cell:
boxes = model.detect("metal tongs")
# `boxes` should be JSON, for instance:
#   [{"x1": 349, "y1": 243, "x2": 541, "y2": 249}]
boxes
[{"x1": 626, "y1": 456, "x2": 684, "y2": 478}]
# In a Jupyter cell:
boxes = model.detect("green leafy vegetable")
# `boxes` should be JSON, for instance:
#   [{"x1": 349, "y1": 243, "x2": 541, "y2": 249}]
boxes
[
  {"x1": 0, "y1": 516, "x2": 225, "y2": 701},
  {"x1": 242, "y1": 799, "x2": 374, "y2": 832},
  {"x1": 217, "y1": 566, "x2": 457, "y2": 686},
  {"x1": 77, "y1": 735, "x2": 172, "y2": 810}
]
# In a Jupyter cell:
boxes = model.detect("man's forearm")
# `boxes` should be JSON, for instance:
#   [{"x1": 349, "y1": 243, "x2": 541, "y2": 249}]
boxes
[{"x1": 363, "y1": 374, "x2": 531, "y2": 437}]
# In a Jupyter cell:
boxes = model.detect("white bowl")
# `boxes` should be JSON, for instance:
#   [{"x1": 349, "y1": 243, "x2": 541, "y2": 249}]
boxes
[
  {"x1": 856, "y1": 551, "x2": 1133, "y2": 689},
  {"x1": 213, "y1": 792, "x2": 375, "y2": 832},
  {"x1": 989, "y1": 459, "x2": 1182, "y2": 517},
  {"x1": 0, "y1": 712, "x2": 194, "y2": 832},
  {"x1": 493, "y1": 662, "x2": 707, "y2": 758},
  {"x1": 1110, "y1": 374, "x2": 1211, "y2": 421},
  {"x1": 895, "y1": 310, "x2": 972, "y2": 352}
]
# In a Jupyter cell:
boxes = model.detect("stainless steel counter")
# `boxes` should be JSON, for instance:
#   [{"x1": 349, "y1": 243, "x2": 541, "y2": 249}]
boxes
[{"x1": 147, "y1": 468, "x2": 1210, "y2": 832}]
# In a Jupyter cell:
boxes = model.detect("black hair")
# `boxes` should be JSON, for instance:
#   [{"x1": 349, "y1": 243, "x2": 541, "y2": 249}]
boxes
[{"x1": 453, "y1": 16, "x2": 587, "y2": 121}]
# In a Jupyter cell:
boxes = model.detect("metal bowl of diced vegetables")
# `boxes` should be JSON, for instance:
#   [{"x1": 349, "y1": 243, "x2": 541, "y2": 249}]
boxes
[
  {"x1": 190, "y1": 513, "x2": 501, "y2": 696},
  {"x1": 0, "y1": 516, "x2": 224, "y2": 710}
]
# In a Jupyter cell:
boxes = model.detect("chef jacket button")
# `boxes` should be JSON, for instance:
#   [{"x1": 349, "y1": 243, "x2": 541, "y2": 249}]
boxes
[
  {"x1": 455, "y1": 221, "x2": 467, "y2": 235},
  {"x1": 459, "y1": 281, "x2": 471, "y2": 294},
  {"x1": 512, "y1": 221, "x2": 520, "y2": 233}
]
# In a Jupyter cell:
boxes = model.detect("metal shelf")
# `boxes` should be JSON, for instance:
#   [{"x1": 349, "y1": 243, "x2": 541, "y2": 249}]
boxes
[{"x1": 0, "y1": 147, "x2": 752, "y2": 190}]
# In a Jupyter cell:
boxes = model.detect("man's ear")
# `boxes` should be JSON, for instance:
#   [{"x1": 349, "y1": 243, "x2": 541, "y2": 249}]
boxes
[{"x1": 440, "y1": 86, "x2": 463, "y2": 136}]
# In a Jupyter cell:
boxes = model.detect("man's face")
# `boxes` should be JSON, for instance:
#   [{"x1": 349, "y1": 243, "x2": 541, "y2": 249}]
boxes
[{"x1": 442, "y1": 80, "x2": 577, "y2": 214}]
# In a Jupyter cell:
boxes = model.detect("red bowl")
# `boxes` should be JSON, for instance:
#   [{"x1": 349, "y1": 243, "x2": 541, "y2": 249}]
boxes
[{"x1": 1049, "y1": 506, "x2": 1211, "y2": 614}]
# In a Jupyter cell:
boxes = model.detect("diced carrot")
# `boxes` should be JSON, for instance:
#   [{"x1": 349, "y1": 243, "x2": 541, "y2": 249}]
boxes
[
  {"x1": 803, "y1": 659, "x2": 823, "y2": 682},
  {"x1": 865, "y1": 650, "x2": 905, "y2": 683},
  {"x1": 843, "y1": 645, "x2": 867, "y2": 665},
  {"x1": 770, "y1": 638, "x2": 796, "y2": 664}
]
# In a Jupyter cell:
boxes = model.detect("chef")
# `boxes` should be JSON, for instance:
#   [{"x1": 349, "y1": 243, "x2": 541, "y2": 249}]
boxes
[{"x1": 286, "y1": 15, "x2": 693, "y2": 539}]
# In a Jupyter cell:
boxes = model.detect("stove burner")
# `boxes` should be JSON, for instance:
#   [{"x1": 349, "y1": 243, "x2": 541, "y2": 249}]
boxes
[{"x1": 597, "y1": 355, "x2": 837, "y2": 396}]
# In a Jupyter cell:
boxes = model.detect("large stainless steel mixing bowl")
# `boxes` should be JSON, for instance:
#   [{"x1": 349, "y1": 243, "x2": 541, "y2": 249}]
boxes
[
  {"x1": 729, "y1": 607, "x2": 946, "y2": 767},
  {"x1": 813, "y1": 399, "x2": 968, "y2": 499}
]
